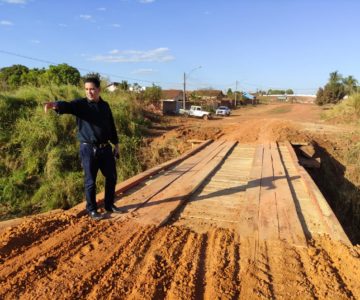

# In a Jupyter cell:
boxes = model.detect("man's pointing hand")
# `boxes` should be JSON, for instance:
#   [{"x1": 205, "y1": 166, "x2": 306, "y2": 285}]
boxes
[{"x1": 44, "y1": 102, "x2": 57, "y2": 113}]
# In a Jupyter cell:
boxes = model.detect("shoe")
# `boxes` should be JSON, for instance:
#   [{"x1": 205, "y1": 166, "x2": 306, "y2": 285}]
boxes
[
  {"x1": 105, "y1": 205, "x2": 127, "y2": 214},
  {"x1": 89, "y1": 210, "x2": 104, "y2": 221}
]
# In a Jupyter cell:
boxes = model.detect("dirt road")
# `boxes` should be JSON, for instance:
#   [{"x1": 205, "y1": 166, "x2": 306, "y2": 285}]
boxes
[{"x1": 1, "y1": 103, "x2": 360, "y2": 299}]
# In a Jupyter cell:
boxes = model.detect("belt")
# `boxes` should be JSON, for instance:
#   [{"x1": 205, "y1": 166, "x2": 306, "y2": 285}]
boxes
[{"x1": 82, "y1": 142, "x2": 109, "y2": 148}]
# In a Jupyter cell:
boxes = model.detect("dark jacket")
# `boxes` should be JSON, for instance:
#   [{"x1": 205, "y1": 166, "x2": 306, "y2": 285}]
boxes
[{"x1": 55, "y1": 97, "x2": 119, "y2": 145}]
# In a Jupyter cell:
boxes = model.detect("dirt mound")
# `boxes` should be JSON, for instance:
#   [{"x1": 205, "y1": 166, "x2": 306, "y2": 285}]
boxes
[
  {"x1": 221, "y1": 119, "x2": 311, "y2": 143},
  {"x1": 140, "y1": 122, "x2": 222, "y2": 169},
  {"x1": 1, "y1": 214, "x2": 360, "y2": 299}
]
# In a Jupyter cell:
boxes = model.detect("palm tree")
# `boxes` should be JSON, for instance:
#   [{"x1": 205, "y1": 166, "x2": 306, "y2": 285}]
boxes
[
  {"x1": 329, "y1": 71, "x2": 342, "y2": 84},
  {"x1": 342, "y1": 75, "x2": 358, "y2": 95}
]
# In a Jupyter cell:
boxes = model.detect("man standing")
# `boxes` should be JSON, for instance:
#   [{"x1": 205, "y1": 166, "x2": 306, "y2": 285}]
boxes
[{"x1": 44, "y1": 76, "x2": 123, "y2": 220}]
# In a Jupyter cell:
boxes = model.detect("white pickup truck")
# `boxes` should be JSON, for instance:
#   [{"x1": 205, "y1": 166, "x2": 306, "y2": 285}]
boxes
[{"x1": 179, "y1": 105, "x2": 212, "y2": 120}]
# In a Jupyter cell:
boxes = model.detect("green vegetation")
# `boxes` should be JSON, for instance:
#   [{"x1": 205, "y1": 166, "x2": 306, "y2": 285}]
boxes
[
  {"x1": 0, "y1": 84, "x2": 148, "y2": 220},
  {"x1": 316, "y1": 71, "x2": 359, "y2": 105},
  {"x1": 267, "y1": 89, "x2": 294, "y2": 95},
  {"x1": 0, "y1": 63, "x2": 81, "y2": 90},
  {"x1": 322, "y1": 92, "x2": 360, "y2": 124}
]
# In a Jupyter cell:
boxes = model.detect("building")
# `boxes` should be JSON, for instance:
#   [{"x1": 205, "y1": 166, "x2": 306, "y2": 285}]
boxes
[
  {"x1": 160, "y1": 89, "x2": 184, "y2": 115},
  {"x1": 193, "y1": 90, "x2": 225, "y2": 101},
  {"x1": 106, "y1": 82, "x2": 120, "y2": 92}
]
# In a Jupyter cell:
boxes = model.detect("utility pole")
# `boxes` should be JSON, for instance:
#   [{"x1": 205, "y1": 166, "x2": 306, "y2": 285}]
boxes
[
  {"x1": 235, "y1": 80, "x2": 238, "y2": 107},
  {"x1": 183, "y1": 72, "x2": 186, "y2": 109},
  {"x1": 183, "y1": 66, "x2": 201, "y2": 110}
]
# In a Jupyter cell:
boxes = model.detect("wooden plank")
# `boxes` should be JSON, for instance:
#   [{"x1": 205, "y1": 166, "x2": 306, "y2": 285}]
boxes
[
  {"x1": 115, "y1": 140, "x2": 227, "y2": 212},
  {"x1": 113, "y1": 139, "x2": 213, "y2": 194},
  {"x1": 67, "y1": 139, "x2": 214, "y2": 216},
  {"x1": 239, "y1": 144, "x2": 263, "y2": 237},
  {"x1": 135, "y1": 141, "x2": 237, "y2": 226},
  {"x1": 270, "y1": 142, "x2": 307, "y2": 247},
  {"x1": 285, "y1": 141, "x2": 351, "y2": 245},
  {"x1": 258, "y1": 143, "x2": 279, "y2": 241}
]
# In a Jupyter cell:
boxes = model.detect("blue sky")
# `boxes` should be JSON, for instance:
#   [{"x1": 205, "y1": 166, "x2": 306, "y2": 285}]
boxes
[{"x1": 1, "y1": 0, "x2": 360, "y2": 94}]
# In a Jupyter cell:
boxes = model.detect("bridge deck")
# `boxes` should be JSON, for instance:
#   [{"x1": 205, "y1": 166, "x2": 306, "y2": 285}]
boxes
[{"x1": 72, "y1": 140, "x2": 350, "y2": 246}]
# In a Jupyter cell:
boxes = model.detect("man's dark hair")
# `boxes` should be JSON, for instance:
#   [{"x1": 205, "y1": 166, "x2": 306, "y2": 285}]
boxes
[{"x1": 85, "y1": 76, "x2": 101, "y2": 88}]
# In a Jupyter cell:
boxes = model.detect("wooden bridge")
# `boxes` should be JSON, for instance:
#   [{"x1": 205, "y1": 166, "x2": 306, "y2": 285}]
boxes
[{"x1": 69, "y1": 139, "x2": 350, "y2": 247}]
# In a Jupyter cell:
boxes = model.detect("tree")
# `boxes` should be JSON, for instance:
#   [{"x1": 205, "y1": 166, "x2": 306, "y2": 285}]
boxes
[
  {"x1": 315, "y1": 71, "x2": 346, "y2": 105},
  {"x1": 119, "y1": 80, "x2": 129, "y2": 91},
  {"x1": 142, "y1": 84, "x2": 162, "y2": 103},
  {"x1": 44, "y1": 63, "x2": 81, "y2": 86},
  {"x1": 329, "y1": 71, "x2": 342, "y2": 84},
  {"x1": 285, "y1": 89, "x2": 294, "y2": 95},
  {"x1": 21, "y1": 68, "x2": 46, "y2": 87},
  {"x1": 267, "y1": 89, "x2": 286, "y2": 95},
  {"x1": 131, "y1": 83, "x2": 142, "y2": 93},
  {"x1": 342, "y1": 75, "x2": 358, "y2": 95},
  {"x1": 315, "y1": 87, "x2": 325, "y2": 105},
  {"x1": 227, "y1": 88, "x2": 233, "y2": 98},
  {"x1": 0, "y1": 64, "x2": 29, "y2": 89}
]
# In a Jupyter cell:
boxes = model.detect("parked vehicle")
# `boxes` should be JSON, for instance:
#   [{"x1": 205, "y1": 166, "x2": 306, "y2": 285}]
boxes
[
  {"x1": 215, "y1": 106, "x2": 231, "y2": 116},
  {"x1": 179, "y1": 105, "x2": 212, "y2": 120}
]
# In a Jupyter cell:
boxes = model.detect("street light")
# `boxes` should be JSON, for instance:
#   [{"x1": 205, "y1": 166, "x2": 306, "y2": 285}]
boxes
[{"x1": 183, "y1": 66, "x2": 202, "y2": 109}]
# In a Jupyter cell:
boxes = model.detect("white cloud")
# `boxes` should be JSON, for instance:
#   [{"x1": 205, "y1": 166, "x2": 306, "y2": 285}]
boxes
[
  {"x1": 80, "y1": 15, "x2": 92, "y2": 20},
  {"x1": 30, "y1": 39, "x2": 40, "y2": 44},
  {"x1": 90, "y1": 48, "x2": 175, "y2": 63},
  {"x1": 139, "y1": 0, "x2": 155, "y2": 3},
  {"x1": 2, "y1": 0, "x2": 27, "y2": 4},
  {"x1": 0, "y1": 20, "x2": 13, "y2": 26},
  {"x1": 58, "y1": 23, "x2": 68, "y2": 27},
  {"x1": 112, "y1": 23, "x2": 121, "y2": 28},
  {"x1": 132, "y1": 68, "x2": 157, "y2": 75},
  {"x1": 98, "y1": 7, "x2": 106, "y2": 11}
]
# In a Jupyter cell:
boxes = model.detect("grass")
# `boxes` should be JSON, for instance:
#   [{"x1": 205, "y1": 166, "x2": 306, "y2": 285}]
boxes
[
  {"x1": 322, "y1": 93, "x2": 360, "y2": 125},
  {"x1": 0, "y1": 84, "x2": 149, "y2": 220}
]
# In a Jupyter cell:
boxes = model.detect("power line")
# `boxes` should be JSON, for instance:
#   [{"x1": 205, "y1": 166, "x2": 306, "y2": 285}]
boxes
[
  {"x1": 0, "y1": 49, "x2": 180, "y2": 86},
  {"x1": 0, "y1": 49, "x2": 319, "y2": 92}
]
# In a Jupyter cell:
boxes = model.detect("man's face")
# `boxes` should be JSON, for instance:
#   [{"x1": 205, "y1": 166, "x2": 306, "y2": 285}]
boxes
[{"x1": 85, "y1": 82, "x2": 100, "y2": 101}]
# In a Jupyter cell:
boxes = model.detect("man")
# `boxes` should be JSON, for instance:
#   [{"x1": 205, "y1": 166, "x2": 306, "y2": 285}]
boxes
[{"x1": 44, "y1": 76, "x2": 123, "y2": 220}]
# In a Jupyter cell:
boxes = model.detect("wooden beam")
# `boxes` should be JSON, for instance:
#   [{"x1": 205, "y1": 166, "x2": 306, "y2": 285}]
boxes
[
  {"x1": 271, "y1": 142, "x2": 307, "y2": 247},
  {"x1": 285, "y1": 141, "x2": 351, "y2": 245}
]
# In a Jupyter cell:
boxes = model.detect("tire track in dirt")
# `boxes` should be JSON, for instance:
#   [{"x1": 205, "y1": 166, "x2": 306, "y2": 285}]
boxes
[
  {"x1": 203, "y1": 228, "x2": 240, "y2": 299},
  {"x1": 318, "y1": 237, "x2": 360, "y2": 299},
  {"x1": 0, "y1": 216, "x2": 128, "y2": 299},
  {"x1": 1, "y1": 220, "x2": 360, "y2": 299},
  {"x1": 265, "y1": 241, "x2": 317, "y2": 299},
  {"x1": 126, "y1": 226, "x2": 191, "y2": 299},
  {"x1": 9, "y1": 219, "x2": 137, "y2": 299},
  {"x1": 86, "y1": 225, "x2": 158, "y2": 299},
  {"x1": 165, "y1": 230, "x2": 204, "y2": 300},
  {"x1": 0, "y1": 213, "x2": 72, "y2": 261},
  {"x1": 55, "y1": 222, "x2": 153, "y2": 299},
  {"x1": 299, "y1": 240, "x2": 355, "y2": 299}
]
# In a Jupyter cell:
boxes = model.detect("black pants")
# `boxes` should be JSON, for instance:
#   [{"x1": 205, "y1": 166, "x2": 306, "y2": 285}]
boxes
[{"x1": 80, "y1": 143, "x2": 117, "y2": 212}]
